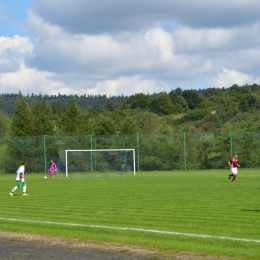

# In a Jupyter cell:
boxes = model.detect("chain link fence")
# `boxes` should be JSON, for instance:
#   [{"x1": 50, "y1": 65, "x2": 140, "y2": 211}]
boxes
[{"x1": 0, "y1": 131, "x2": 259, "y2": 174}]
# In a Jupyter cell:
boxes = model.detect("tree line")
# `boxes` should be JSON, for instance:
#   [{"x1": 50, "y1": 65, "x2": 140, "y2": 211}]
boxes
[
  {"x1": 1, "y1": 84, "x2": 260, "y2": 137},
  {"x1": 1, "y1": 84, "x2": 260, "y2": 173}
]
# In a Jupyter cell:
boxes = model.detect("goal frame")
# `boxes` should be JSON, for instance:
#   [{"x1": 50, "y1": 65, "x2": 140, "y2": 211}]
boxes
[{"x1": 65, "y1": 149, "x2": 136, "y2": 177}]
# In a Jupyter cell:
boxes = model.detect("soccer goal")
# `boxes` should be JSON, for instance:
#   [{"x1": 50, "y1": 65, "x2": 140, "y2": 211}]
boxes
[{"x1": 63, "y1": 149, "x2": 136, "y2": 177}]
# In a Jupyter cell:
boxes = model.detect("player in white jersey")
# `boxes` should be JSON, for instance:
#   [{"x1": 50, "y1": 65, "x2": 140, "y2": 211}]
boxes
[{"x1": 9, "y1": 161, "x2": 28, "y2": 196}]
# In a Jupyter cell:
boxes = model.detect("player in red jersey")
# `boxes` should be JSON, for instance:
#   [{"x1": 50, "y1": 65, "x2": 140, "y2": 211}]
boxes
[{"x1": 228, "y1": 154, "x2": 240, "y2": 182}]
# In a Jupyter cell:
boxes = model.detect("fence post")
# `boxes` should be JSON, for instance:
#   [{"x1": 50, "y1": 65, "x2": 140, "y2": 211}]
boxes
[
  {"x1": 230, "y1": 131, "x2": 233, "y2": 158},
  {"x1": 90, "y1": 134, "x2": 93, "y2": 173},
  {"x1": 43, "y1": 135, "x2": 47, "y2": 174},
  {"x1": 184, "y1": 132, "x2": 187, "y2": 171},
  {"x1": 0, "y1": 137, "x2": 1, "y2": 174},
  {"x1": 136, "y1": 133, "x2": 140, "y2": 172}
]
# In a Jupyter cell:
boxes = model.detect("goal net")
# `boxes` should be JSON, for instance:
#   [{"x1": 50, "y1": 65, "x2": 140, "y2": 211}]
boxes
[{"x1": 62, "y1": 149, "x2": 136, "y2": 177}]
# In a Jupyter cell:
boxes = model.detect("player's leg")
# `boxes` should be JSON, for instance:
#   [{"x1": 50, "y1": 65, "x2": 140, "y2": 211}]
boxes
[
  {"x1": 47, "y1": 171, "x2": 54, "y2": 178},
  {"x1": 45, "y1": 171, "x2": 51, "y2": 178},
  {"x1": 22, "y1": 182, "x2": 28, "y2": 195},
  {"x1": 231, "y1": 168, "x2": 237, "y2": 182},
  {"x1": 9, "y1": 186, "x2": 18, "y2": 196},
  {"x1": 9, "y1": 181, "x2": 21, "y2": 196},
  {"x1": 229, "y1": 167, "x2": 233, "y2": 179}
]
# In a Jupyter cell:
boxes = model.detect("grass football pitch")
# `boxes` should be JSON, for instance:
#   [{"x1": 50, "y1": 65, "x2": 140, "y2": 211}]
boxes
[{"x1": 0, "y1": 169, "x2": 259, "y2": 259}]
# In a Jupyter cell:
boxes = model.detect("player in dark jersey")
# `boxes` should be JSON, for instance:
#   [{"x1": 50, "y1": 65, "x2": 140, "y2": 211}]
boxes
[{"x1": 228, "y1": 154, "x2": 240, "y2": 182}]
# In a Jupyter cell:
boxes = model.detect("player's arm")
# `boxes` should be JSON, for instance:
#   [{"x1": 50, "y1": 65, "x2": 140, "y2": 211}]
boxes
[
  {"x1": 228, "y1": 160, "x2": 232, "y2": 167},
  {"x1": 19, "y1": 172, "x2": 24, "y2": 181}
]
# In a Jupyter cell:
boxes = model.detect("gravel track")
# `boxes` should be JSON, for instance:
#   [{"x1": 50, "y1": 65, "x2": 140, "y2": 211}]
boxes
[{"x1": 0, "y1": 231, "x2": 235, "y2": 260}]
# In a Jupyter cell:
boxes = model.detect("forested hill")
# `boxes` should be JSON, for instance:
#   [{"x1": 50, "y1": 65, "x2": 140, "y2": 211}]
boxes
[
  {"x1": 0, "y1": 93, "x2": 129, "y2": 114},
  {"x1": 2, "y1": 83, "x2": 260, "y2": 137},
  {"x1": 0, "y1": 84, "x2": 257, "y2": 115}
]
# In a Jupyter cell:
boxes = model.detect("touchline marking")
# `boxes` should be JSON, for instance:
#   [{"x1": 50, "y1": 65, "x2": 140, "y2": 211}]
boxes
[{"x1": 0, "y1": 217, "x2": 259, "y2": 243}]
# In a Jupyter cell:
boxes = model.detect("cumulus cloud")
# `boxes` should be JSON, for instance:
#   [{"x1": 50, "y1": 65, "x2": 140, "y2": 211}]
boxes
[
  {"x1": 145, "y1": 27, "x2": 174, "y2": 62},
  {"x1": 31, "y1": 0, "x2": 260, "y2": 34},
  {"x1": 1, "y1": 0, "x2": 260, "y2": 96},
  {"x1": 173, "y1": 24, "x2": 260, "y2": 54},
  {"x1": 84, "y1": 76, "x2": 166, "y2": 96},
  {"x1": 211, "y1": 68, "x2": 260, "y2": 89},
  {"x1": 26, "y1": 9, "x2": 63, "y2": 40},
  {"x1": 0, "y1": 61, "x2": 69, "y2": 95},
  {"x1": 0, "y1": 35, "x2": 33, "y2": 73},
  {"x1": 0, "y1": 35, "x2": 33, "y2": 61}
]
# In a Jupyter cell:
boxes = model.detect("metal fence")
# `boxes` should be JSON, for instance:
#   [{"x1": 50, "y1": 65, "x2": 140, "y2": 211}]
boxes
[{"x1": 0, "y1": 131, "x2": 259, "y2": 174}]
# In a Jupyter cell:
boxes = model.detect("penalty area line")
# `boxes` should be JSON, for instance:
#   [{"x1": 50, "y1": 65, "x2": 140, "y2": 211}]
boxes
[{"x1": 0, "y1": 217, "x2": 259, "y2": 243}]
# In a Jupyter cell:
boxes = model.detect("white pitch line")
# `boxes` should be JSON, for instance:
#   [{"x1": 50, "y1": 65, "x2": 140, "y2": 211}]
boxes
[{"x1": 0, "y1": 217, "x2": 259, "y2": 243}]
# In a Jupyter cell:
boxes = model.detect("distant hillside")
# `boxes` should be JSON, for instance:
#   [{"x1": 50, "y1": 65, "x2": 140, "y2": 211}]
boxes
[{"x1": 0, "y1": 93, "x2": 128, "y2": 114}]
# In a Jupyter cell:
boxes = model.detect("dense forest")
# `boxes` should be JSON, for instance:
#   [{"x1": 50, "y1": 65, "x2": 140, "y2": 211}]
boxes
[
  {"x1": 1, "y1": 83, "x2": 260, "y2": 173},
  {"x1": 1, "y1": 83, "x2": 260, "y2": 137}
]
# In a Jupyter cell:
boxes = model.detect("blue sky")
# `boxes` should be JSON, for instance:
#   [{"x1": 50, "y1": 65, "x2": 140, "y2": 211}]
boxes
[
  {"x1": 0, "y1": 0, "x2": 33, "y2": 37},
  {"x1": 1, "y1": 0, "x2": 260, "y2": 96}
]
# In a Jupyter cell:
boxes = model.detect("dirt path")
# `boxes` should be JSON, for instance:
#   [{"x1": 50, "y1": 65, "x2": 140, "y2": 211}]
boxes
[{"x1": 0, "y1": 231, "x2": 236, "y2": 260}]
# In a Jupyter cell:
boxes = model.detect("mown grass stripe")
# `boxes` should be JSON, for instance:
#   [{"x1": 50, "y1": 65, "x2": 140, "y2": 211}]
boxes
[{"x1": 0, "y1": 217, "x2": 260, "y2": 244}]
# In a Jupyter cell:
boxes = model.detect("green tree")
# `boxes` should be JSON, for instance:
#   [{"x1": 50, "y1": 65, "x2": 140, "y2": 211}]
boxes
[
  {"x1": 247, "y1": 93, "x2": 260, "y2": 109},
  {"x1": 177, "y1": 109, "x2": 211, "y2": 123},
  {"x1": 60, "y1": 96, "x2": 82, "y2": 135},
  {"x1": 182, "y1": 90, "x2": 202, "y2": 110},
  {"x1": 239, "y1": 97, "x2": 250, "y2": 112},
  {"x1": 121, "y1": 93, "x2": 153, "y2": 109},
  {"x1": 31, "y1": 95, "x2": 54, "y2": 136},
  {"x1": 135, "y1": 111, "x2": 160, "y2": 134},
  {"x1": 120, "y1": 117, "x2": 137, "y2": 134},
  {"x1": 0, "y1": 111, "x2": 11, "y2": 136},
  {"x1": 148, "y1": 99, "x2": 159, "y2": 113},
  {"x1": 96, "y1": 116, "x2": 116, "y2": 135},
  {"x1": 104, "y1": 99, "x2": 117, "y2": 111},
  {"x1": 87, "y1": 104, "x2": 101, "y2": 114},
  {"x1": 51, "y1": 100, "x2": 65, "y2": 116},
  {"x1": 11, "y1": 93, "x2": 33, "y2": 136},
  {"x1": 156, "y1": 93, "x2": 174, "y2": 115},
  {"x1": 169, "y1": 89, "x2": 188, "y2": 112},
  {"x1": 131, "y1": 99, "x2": 149, "y2": 109},
  {"x1": 31, "y1": 97, "x2": 58, "y2": 171}
]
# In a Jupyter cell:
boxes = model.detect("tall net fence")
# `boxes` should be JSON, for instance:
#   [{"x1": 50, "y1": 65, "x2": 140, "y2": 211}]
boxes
[{"x1": 0, "y1": 132, "x2": 259, "y2": 174}]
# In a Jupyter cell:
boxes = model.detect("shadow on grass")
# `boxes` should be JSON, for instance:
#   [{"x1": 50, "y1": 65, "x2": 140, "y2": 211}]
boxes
[{"x1": 241, "y1": 209, "x2": 260, "y2": 212}]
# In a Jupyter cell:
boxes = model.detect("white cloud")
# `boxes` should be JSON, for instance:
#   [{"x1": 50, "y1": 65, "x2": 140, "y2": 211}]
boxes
[
  {"x1": 0, "y1": 35, "x2": 33, "y2": 55},
  {"x1": 211, "y1": 68, "x2": 260, "y2": 89},
  {"x1": 0, "y1": 34, "x2": 33, "y2": 73},
  {"x1": 1, "y1": 1, "x2": 260, "y2": 96},
  {"x1": 0, "y1": 61, "x2": 68, "y2": 95},
  {"x1": 172, "y1": 24, "x2": 260, "y2": 54},
  {"x1": 172, "y1": 27, "x2": 232, "y2": 53},
  {"x1": 26, "y1": 9, "x2": 63, "y2": 40},
  {"x1": 145, "y1": 27, "x2": 174, "y2": 62},
  {"x1": 84, "y1": 76, "x2": 166, "y2": 96},
  {"x1": 32, "y1": 0, "x2": 260, "y2": 34}
]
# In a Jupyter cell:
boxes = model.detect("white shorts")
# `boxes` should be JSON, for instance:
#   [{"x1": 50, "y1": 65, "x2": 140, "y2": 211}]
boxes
[{"x1": 230, "y1": 167, "x2": 238, "y2": 174}]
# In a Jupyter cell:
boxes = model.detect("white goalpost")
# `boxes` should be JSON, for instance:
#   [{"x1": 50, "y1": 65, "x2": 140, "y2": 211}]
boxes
[{"x1": 64, "y1": 149, "x2": 136, "y2": 177}]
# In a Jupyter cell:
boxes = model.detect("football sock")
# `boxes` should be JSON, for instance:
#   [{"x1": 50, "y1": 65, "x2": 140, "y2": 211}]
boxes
[
  {"x1": 23, "y1": 186, "x2": 27, "y2": 194},
  {"x1": 11, "y1": 186, "x2": 18, "y2": 193}
]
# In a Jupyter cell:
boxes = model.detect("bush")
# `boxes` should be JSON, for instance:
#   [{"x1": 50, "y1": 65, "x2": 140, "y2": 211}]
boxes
[{"x1": 177, "y1": 109, "x2": 211, "y2": 124}]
